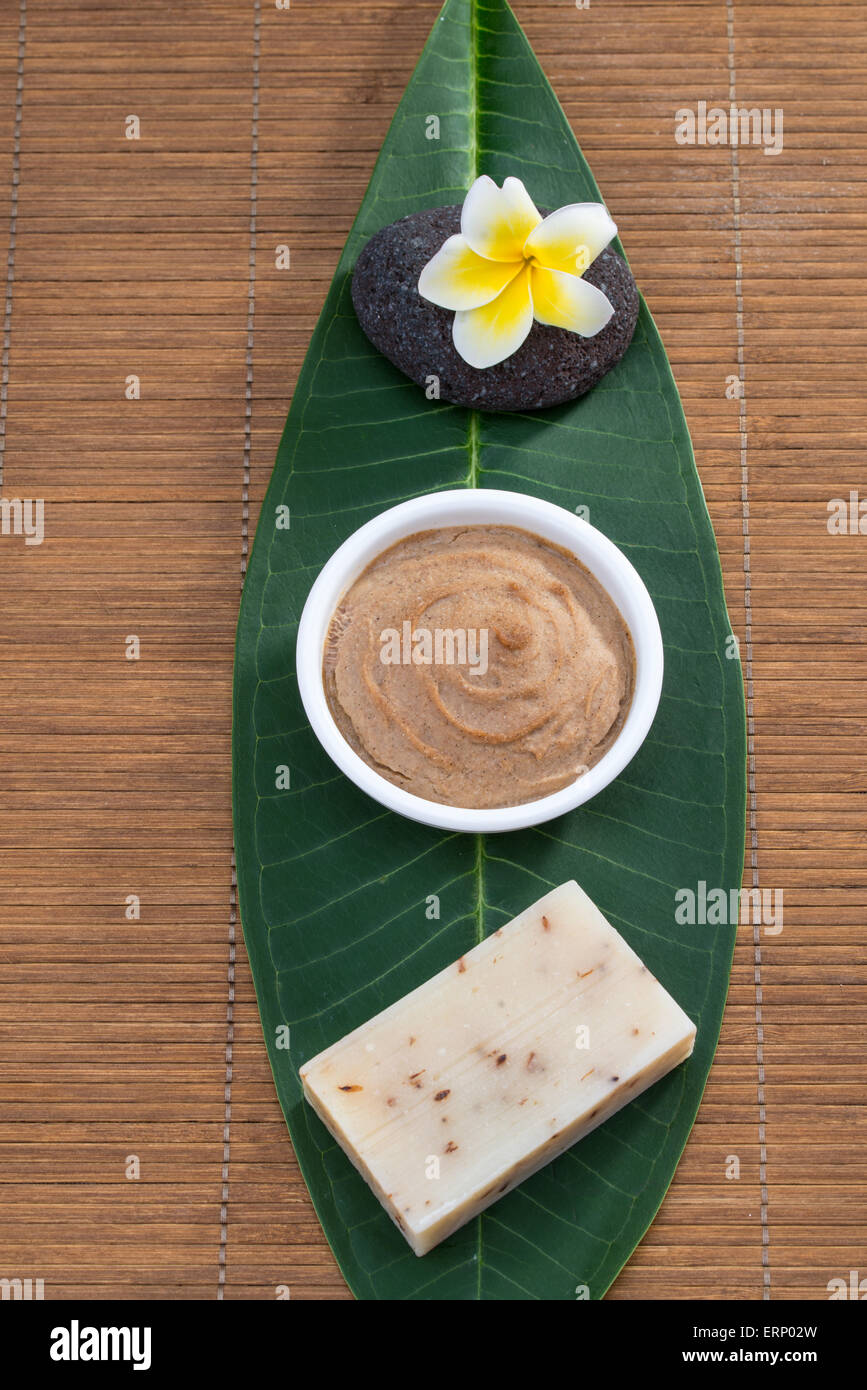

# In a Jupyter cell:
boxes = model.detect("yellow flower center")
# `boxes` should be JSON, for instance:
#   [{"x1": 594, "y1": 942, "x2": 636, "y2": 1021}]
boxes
[{"x1": 526, "y1": 243, "x2": 591, "y2": 275}]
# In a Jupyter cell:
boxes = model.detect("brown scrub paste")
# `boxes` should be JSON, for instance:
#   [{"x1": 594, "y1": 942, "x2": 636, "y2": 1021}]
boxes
[{"x1": 323, "y1": 525, "x2": 635, "y2": 809}]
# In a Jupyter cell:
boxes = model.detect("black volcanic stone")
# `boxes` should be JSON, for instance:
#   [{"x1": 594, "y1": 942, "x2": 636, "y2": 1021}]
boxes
[{"x1": 351, "y1": 205, "x2": 639, "y2": 412}]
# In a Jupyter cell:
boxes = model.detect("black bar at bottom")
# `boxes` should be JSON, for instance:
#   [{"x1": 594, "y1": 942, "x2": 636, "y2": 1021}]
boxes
[{"x1": 3, "y1": 1297, "x2": 861, "y2": 1377}]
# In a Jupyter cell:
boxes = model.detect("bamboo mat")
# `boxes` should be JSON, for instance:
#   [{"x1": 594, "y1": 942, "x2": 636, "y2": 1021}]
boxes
[{"x1": 0, "y1": 0, "x2": 864, "y2": 1301}]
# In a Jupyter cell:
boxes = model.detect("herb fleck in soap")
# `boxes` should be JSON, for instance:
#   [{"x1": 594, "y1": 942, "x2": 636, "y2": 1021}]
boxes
[{"x1": 300, "y1": 881, "x2": 696, "y2": 1255}]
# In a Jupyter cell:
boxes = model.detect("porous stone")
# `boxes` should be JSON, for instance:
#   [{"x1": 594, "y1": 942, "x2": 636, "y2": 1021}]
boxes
[{"x1": 351, "y1": 205, "x2": 639, "y2": 412}]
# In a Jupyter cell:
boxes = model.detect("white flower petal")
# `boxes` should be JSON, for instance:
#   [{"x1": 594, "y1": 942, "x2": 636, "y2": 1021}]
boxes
[
  {"x1": 418, "y1": 234, "x2": 524, "y2": 311},
  {"x1": 453, "y1": 265, "x2": 535, "y2": 368},
  {"x1": 524, "y1": 203, "x2": 617, "y2": 276},
  {"x1": 531, "y1": 265, "x2": 614, "y2": 337},
  {"x1": 461, "y1": 175, "x2": 542, "y2": 262}
]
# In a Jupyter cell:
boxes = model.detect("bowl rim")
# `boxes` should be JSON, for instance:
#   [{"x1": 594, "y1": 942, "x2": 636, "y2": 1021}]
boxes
[{"x1": 295, "y1": 488, "x2": 664, "y2": 833}]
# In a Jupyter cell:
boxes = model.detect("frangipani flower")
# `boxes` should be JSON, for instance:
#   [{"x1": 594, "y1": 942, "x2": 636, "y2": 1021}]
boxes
[{"x1": 418, "y1": 175, "x2": 617, "y2": 370}]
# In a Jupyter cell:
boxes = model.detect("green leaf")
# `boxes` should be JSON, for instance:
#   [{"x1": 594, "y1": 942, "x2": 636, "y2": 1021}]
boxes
[{"x1": 233, "y1": 0, "x2": 746, "y2": 1300}]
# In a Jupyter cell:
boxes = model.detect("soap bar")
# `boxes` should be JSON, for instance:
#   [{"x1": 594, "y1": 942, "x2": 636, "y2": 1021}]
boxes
[{"x1": 300, "y1": 880, "x2": 696, "y2": 1256}]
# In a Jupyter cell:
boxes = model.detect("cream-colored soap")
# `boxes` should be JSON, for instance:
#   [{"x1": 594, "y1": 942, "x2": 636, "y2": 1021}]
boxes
[{"x1": 300, "y1": 880, "x2": 696, "y2": 1255}]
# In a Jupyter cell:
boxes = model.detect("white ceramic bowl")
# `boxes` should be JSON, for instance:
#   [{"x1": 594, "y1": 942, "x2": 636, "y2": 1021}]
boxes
[{"x1": 296, "y1": 489, "x2": 663, "y2": 833}]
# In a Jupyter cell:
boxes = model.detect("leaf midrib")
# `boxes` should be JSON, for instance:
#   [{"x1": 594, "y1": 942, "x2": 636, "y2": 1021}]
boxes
[{"x1": 468, "y1": 0, "x2": 485, "y2": 1301}]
